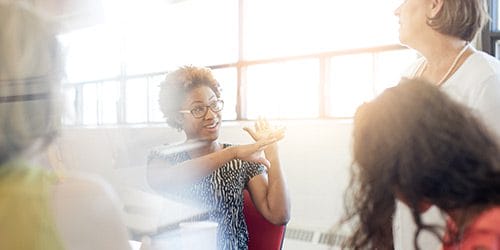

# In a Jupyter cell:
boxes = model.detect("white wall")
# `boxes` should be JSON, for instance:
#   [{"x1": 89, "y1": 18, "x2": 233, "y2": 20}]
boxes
[{"x1": 50, "y1": 120, "x2": 354, "y2": 249}]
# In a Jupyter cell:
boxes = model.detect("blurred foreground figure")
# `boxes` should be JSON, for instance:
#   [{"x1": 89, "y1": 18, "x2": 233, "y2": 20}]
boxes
[{"x1": 0, "y1": 2, "x2": 131, "y2": 249}]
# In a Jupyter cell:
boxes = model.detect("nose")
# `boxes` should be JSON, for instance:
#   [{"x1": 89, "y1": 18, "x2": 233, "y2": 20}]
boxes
[
  {"x1": 204, "y1": 107, "x2": 217, "y2": 119},
  {"x1": 394, "y1": 4, "x2": 401, "y2": 16}
]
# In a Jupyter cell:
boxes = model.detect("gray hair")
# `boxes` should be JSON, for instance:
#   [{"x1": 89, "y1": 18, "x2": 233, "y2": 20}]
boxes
[{"x1": 0, "y1": 2, "x2": 63, "y2": 165}]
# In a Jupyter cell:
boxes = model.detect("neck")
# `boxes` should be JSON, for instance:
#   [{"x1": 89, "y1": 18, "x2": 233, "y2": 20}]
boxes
[
  {"x1": 186, "y1": 139, "x2": 220, "y2": 157},
  {"x1": 421, "y1": 38, "x2": 469, "y2": 68},
  {"x1": 416, "y1": 37, "x2": 471, "y2": 86}
]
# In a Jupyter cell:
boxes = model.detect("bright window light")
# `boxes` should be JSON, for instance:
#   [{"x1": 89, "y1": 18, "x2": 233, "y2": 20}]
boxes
[
  {"x1": 373, "y1": 49, "x2": 418, "y2": 95},
  {"x1": 212, "y1": 68, "x2": 238, "y2": 120},
  {"x1": 148, "y1": 75, "x2": 167, "y2": 123},
  {"x1": 246, "y1": 60, "x2": 320, "y2": 119},
  {"x1": 329, "y1": 53, "x2": 373, "y2": 117},
  {"x1": 244, "y1": 0, "x2": 401, "y2": 60},
  {"x1": 82, "y1": 83, "x2": 98, "y2": 125},
  {"x1": 58, "y1": 0, "x2": 413, "y2": 125},
  {"x1": 58, "y1": 26, "x2": 122, "y2": 83},
  {"x1": 126, "y1": 78, "x2": 148, "y2": 123},
  {"x1": 100, "y1": 81, "x2": 120, "y2": 124}
]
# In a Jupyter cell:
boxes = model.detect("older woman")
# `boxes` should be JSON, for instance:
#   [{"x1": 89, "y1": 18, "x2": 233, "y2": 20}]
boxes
[
  {"x1": 147, "y1": 66, "x2": 290, "y2": 250},
  {"x1": 342, "y1": 78, "x2": 500, "y2": 250},
  {"x1": 395, "y1": 0, "x2": 500, "y2": 136}
]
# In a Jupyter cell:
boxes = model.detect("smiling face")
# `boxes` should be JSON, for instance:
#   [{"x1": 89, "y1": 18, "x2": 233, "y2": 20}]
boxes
[
  {"x1": 179, "y1": 86, "x2": 222, "y2": 141},
  {"x1": 394, "y1": 0, "x2": 432, "y2": 48}
]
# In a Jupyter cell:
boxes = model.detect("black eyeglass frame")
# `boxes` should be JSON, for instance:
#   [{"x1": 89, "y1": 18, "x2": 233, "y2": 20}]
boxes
[{"x1": 179, "y1": 99, "x2": 224, "y2": 119}]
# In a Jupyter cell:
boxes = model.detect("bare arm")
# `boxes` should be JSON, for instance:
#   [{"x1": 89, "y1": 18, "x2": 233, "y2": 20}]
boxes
[
  {"x1": 244, "y1": 119, "x2": 291, "y2": 225},
  {"x1": 147, "y1": 136, "x2": 282, "y2": 193}
]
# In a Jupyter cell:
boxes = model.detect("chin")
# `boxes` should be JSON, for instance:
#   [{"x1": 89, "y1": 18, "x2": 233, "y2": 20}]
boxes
[
  {"x1": 201, "y1": 132, "x2": 219, "y2": 142},
  {"x1": 398, "y1": 33, "x2": 413, "y2": 49}
]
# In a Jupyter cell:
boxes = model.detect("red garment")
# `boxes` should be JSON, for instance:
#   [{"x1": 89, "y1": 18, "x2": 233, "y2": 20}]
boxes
[{"x1": 442, "y1": 207, "x2": 500, "y2": 250}]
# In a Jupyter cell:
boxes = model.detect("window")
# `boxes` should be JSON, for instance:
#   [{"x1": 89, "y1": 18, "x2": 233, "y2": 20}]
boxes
[
  {"x1": 482, "y1": 0, "x2": 500, "y2": 57},
  {"x1": 60, "y1": 0, "x2": 415, "y2": 126},
  {"x1": 246, "y1": 60, "x2": 320, "y2": 119}
]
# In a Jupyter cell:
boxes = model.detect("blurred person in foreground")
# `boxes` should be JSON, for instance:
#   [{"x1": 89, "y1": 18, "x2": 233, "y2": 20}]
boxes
[
  {"x1": 341, "y1": 78, "x2": 500, "y2": 250},
  {"x1": 0, "y1": 2, "x2": 131, "y2": 249}
]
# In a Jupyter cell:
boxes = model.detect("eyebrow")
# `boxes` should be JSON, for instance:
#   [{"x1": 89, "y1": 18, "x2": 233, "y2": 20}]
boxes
[{"x1": 188, "y1": 95, "x2": 217, "y2": 106}]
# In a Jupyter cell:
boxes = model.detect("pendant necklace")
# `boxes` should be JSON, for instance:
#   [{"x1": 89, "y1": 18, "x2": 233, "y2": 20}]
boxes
[{"x1": 416, "y1": 43, "x2": 470, "y2": 87}]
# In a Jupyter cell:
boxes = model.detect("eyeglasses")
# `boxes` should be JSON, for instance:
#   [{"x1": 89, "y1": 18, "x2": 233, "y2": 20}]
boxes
[{"x1": 179, "y1": 99, "x2": 224, "y2": 119}]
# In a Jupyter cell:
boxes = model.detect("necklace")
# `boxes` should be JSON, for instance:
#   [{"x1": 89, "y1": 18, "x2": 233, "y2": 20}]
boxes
[{"x1": 416, "y1": 43, "x2": 470, "y2": 87}]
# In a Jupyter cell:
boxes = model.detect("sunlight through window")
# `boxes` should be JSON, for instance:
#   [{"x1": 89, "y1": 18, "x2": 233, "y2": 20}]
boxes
[
  {"x1": 246, "y1": 60, "x2": 320, "y2": 119},
  {"x1": 58, "y1": 0, "x2": 412, "y2": 125}
]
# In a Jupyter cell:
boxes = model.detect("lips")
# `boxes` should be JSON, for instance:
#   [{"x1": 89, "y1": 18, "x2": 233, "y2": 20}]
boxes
[{"x1": 203, "y1": 120, "x2": 219, "y2": 129}]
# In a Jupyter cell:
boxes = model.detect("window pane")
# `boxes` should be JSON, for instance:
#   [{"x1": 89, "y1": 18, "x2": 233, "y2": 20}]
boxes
[
  {"x1": 246, "y1": 60, "x2": 319, "y2": 119},
  {"x1": 148, "y1": 75, "x2": 166, "y2": 123},
  {"x1": 329, "y1": 54, "x2": 373, "y2": 117},
  {"x1": 82, "y1": 83, "x2": 98, "y2": 125},
  {"x1": 100, "y1": 81, "x2": 120, "y2": 124},
  {"x1": 374, "y1": 49, "x2": 417, "y2": 94},
  {"x1": 212, "y1": 68, "x2": 237, "y2": 120},
  {"x1": 497, "y1": 2, "x2": 500, "y2": 30},
  {"x1": 124, "y1": 0, "x2": 238, "y2": 75},
  {"x1": 58, "y1": 25, "x2": 122, "y2": 83},
  {"x1": 62, "y1": 87, "x2": 77, "y2": 125},
  {"x1": 126, "y1": 79, "x2": 148, "y2": 123},
  {"x1": 244, "y1": 0, "x2": 400, "y2": 60}
]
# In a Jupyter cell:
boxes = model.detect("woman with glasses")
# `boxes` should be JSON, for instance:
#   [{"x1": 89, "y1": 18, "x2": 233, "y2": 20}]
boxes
[{"x1": 147, "y1": 66, "x2": 290, "y2": 250}]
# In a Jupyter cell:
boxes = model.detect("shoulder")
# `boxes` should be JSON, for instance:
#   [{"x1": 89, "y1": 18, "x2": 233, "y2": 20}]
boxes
[
  {"x1": 460, "y1": 207, "x2": 500, "y2": 250},
  {"x1": 52, "y1": 172, "x2": 119, "y2": 201},
  {"x1": 50, "y1": 172, "x2": 131, "y2": 250},
  {"x1": 470, "y1": 207, "x2": 500, "y2": 233},
  {"x1": 444, "y1": 51, "x2": 500, "y2": 105},
  {"x1": 148, "y1": 142, "x2": 190, "y2": 163},
  {"x1": 461, "y1": 51, "x2": 500, "y2": 82}
]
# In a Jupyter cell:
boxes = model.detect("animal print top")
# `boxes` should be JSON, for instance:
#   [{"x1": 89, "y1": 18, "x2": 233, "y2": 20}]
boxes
[{"x1": 147, "y1": 143, "x2": 266, "y2": 250}]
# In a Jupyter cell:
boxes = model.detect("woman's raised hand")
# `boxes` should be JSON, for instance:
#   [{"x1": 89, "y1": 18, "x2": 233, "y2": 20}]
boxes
[
  {"x1": 243, "y1": 118, "x2": 285, "y2": 142},
  {"x1": 232, "y1": 119, "x2": 285, "y2": 168}
]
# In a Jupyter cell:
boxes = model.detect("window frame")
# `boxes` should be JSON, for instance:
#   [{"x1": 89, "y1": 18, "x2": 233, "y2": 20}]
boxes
[
  {"x1": 482, "y1": 0, "x2": 500, "y2": 56},
  {"x1": 61, "y1": 0, "x2": 411, "y2": 126}
]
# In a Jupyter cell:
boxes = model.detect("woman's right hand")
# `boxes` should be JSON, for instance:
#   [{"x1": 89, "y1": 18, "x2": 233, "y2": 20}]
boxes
[{"x1": 231, "y1": 135, "x2": 283, "y2": 168}]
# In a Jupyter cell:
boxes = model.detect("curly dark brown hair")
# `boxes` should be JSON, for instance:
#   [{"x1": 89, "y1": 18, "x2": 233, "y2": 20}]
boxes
[
  {"x1": 342, "y1": 78, "x2": 500, "y2": 250},
  {"x1": 158, "y1": 65, "x2": 221, "y2": 130}
]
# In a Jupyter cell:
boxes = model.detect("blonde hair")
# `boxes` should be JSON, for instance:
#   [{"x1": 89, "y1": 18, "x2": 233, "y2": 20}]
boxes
[
  {"x1": 428, "y1": 0, "x2": 489, "y2": 41},
  {"x1": 0, "y1": 2, "x2": 63, "y2": 165}
]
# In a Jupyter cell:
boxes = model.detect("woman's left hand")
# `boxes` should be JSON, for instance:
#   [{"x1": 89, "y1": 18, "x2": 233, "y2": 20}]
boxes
[{"x1": 243, "y1": 118, "x2": 285, "y2": 148}]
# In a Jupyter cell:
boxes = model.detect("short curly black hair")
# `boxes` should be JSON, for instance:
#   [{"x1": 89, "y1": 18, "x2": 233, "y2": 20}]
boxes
[{"x1": 158, "y1": 66, "x2": 221, "y2": 130}]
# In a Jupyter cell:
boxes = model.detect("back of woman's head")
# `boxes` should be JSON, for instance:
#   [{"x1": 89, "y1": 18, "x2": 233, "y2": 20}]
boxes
[
  {"x1": 345, "y1": 78, "x2": 500, "y2": 249},
  {"x1": 354, "y1": 78, "x2": 500, "y2": 209},
  {"x1": 0, "y1": 2, "x2": 62, "y2": 165}
]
